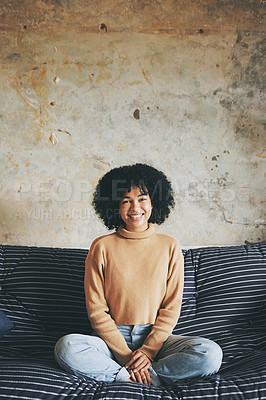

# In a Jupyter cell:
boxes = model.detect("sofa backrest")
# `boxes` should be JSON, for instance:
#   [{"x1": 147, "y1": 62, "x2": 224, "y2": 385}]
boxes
[
  {"x1": 175, "y1": 242, "x2": 266, "y2": 360},
  {"x1": 0, "y1": 245, "x2": 91, "y2": 338}
]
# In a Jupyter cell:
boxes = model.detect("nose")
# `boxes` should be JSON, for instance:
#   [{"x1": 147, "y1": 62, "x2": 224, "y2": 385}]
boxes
[{"x1": 130, "y1": 200, "x2": 140, "y2": 211}]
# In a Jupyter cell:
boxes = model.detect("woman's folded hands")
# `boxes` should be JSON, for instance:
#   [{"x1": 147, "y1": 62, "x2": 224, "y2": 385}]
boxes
[{"x1": 125, "y1": 350, "x2": 152, "y2": 385}]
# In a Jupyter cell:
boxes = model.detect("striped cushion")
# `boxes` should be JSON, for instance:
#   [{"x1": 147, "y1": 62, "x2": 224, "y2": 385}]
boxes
[
  {"x1": 0, "y1": 242, "x2": 265, "y2": 399},
  {"x1": 175, "y1": 243, "x2": 266, "y2": 366},
  {"x1": 0, "y1": 245, "x2": 91, "y2": 337}
]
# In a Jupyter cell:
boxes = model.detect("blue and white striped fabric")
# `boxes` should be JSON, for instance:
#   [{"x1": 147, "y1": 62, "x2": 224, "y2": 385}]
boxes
[{"x1": 0, "y1": 242, "x2": 265, "y2": 399}]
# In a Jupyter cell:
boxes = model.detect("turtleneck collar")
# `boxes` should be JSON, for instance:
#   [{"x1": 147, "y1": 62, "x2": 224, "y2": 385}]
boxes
[{"x1": 117, "y1": 223, "x2": 155, "y2": 239}]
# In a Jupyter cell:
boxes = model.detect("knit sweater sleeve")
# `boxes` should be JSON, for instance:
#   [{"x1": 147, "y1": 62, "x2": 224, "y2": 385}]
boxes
[
  {"x1": 84, "y1": 249, "x2": 132, "y2": 365},
  {"x1": 139, "y1": 241, "x2": 184, "y2": 360}
]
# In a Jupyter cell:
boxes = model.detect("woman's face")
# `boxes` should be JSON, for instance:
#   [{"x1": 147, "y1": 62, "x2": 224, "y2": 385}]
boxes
[{"x1": 119, "y1": 186, "x2": 153, "y2": 232}]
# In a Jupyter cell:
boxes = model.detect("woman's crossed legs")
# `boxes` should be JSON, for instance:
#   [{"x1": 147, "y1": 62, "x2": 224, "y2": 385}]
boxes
[{"x1": 54, "y1": 329, "x2": 222, "y2": 386}]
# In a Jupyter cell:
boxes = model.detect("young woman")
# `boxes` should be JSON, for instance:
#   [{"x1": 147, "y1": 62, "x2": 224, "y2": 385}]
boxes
[{"x1": 54, "y1": 163, "x2": 222, "y2": 386}]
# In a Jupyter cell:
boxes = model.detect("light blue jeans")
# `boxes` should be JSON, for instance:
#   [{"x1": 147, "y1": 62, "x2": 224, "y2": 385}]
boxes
[{"x1": 54, "y1": 324, "x2": 223, "y2": 385}]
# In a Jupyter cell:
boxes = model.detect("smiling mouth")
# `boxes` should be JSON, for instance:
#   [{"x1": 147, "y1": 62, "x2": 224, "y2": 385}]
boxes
[{"x1": 128, "y1": 214, "x2": 144, "y2": 220}]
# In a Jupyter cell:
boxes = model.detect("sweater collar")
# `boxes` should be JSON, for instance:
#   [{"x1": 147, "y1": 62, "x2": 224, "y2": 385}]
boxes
[{"x1": 117, "y1": 223, "x2": 155, "y2": 239}]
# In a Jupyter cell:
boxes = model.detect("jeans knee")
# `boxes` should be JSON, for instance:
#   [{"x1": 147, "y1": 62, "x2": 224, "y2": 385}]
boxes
[
  {"x1": 200, "y1": 339, "x2": 223, "y2": 376},
  {"x1": 54, "y1": 334, "x2": 79, "y2": 362}
]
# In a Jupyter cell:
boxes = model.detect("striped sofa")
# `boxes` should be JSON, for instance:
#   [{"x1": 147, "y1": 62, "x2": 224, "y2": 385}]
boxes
[{"x1": 0, "y1": 242, "x2": 265, "y2": 400}]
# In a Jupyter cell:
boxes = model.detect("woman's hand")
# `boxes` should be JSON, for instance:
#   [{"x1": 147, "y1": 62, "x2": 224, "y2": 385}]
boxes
[{"x1": 125, "y1": 350, "x2": 151, "y2": 385}]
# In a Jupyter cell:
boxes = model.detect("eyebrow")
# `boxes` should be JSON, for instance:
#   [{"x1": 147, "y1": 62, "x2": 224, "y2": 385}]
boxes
[{"x1": 122, "y1": 193, "x2": 148, "y2": 199}]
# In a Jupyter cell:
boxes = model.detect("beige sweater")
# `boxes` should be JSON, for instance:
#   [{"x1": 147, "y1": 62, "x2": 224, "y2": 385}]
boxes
[{"x1": 84, "y1": 224, "x2": 184, "y2": 364}]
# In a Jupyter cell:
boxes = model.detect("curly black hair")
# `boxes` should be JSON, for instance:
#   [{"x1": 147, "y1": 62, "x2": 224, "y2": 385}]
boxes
[{"x1": 92, "y1": 163, "x2": 175, "y2": 230}]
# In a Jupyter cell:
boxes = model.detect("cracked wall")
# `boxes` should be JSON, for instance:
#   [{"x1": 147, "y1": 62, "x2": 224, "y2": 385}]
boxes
[{"x1": 0, "y1": 0, "x2": 265, "y2": 247}]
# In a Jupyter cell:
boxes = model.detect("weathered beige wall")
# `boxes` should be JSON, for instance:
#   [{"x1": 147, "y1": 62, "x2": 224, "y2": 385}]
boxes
[{"x1": 0, "y1": 0, "x2": 265, "y2": 247}]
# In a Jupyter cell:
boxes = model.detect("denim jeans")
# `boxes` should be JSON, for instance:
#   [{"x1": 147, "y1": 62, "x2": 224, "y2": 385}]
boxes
[{"x1": 54, "y1": 324, "x2": 223, "y2": 385}]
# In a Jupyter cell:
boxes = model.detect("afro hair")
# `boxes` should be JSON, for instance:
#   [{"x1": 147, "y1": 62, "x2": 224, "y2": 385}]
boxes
[{"x1": 92, "y1": 163, "x2": 175, "y2": 230}]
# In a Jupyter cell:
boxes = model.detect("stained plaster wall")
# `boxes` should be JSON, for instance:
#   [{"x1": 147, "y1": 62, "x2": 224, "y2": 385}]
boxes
[{"x1": 0, "y1": 0, "x2": 265, "y2": 248}]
